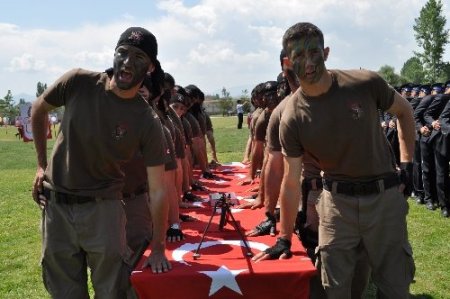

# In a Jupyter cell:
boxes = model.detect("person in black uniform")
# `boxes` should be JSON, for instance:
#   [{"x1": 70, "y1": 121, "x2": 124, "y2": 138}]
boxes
[
  {"x1": 424, "y1": 82, "x2": 450, "y2": 217},
  {"x1": 436, "y1": 82, "x2": 450, "y2": 217},
  {"x1": 414, "y1": 84, "x2": 438, "y2": 210},
  {"x1": 410, "y1": 84, "x2": 425, "y2": 204}
]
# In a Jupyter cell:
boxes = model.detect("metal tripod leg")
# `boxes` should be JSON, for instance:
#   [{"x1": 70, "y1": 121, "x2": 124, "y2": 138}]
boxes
[
  {"x1": 224, "y1": 205, "x2": 253, "y2": 257},
  {"x1": 193, "y1": 201, "x2": 220, "y2": 259}
]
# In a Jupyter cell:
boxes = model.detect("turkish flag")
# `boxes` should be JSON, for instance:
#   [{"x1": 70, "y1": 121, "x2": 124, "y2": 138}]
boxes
[{"x1": 131, "y1": 163, "x2": 317, "y2": 299}]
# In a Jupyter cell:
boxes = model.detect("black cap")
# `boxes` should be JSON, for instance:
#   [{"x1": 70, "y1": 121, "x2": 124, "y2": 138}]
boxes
[
  {"x1": 262, "y1": 81, "x2": 278, "y2": 94},
  {"x1": 420, "y1": 84, "x2": 431, "y2": 94},
  {"x1": 164, "y1": 73, "x2": 175, "y2": 88},
  {"x1": 116, "y1": 27, "x2": 158, "y2": 61},
  {"x1": 174, "y1": 85, "x2": 187, "y2": 97},
  {"x1": 412, "y1": 84, "x2": 421, "y2": 93},
  {"x1": 185, "y1": 84, "x2": 202, "y2": 99},
  {"x1": 400, "y1": 83, "x2": 413, "y2": 92},
  {"x1": 445, "y1": 80, "x2": 450, "y2": 89},
  {"x1": 431, "y1": 83, "x2": 444, "y2": 93},
  {"x1": 171, "y1": 93, "x2": 188, "y2": 107}
]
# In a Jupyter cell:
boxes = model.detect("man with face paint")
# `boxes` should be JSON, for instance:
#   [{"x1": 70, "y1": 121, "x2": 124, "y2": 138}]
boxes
[
  {"x1": 31, "y1": 27, "x2": 171, "y2": 299},
  {"x1": 253, "y1": 22, "x2": 416, "y2": 299}
]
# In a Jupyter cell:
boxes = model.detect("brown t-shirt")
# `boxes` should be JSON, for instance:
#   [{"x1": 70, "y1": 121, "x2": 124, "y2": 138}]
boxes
[
  {"x1": 167, "y1": 107, "x2": 186, "y2": 159},
  {"x1": 42, "y1": 68, "x2": 168, "y2": 197},
  {"x1": 162, "y1": 125, "x2": 177, "y2": 171},
  {"x1": 205, "y1": 113, "x2": 213, "y2": 132},
  {"x1": 185, "y1": 112, "x2": 202, "y2": 138},
  {"x1": 254, "y1": 109, "x2": 271, "y2": 142},
  {"x1": 250, "y1": 107, "x2": 263, "y2": 137},
  {"x1": 195, "y1": 110, "x2": 207, "y2": 135},
  {"x1": 121, "y1": 150, "x2": 148, "y2": 194},
  {"x1": 280, "y1": 69, "x2": 396, "y2": 182},
  {"x1": 181, "y1": 116, "x2": 193, "y2": 146},
  {"x1": 267, "y1": 97, "x2": 289, "y2": 152},
  {"x1": 267, "y1": 95, "x2": 322, "y2": 179}
]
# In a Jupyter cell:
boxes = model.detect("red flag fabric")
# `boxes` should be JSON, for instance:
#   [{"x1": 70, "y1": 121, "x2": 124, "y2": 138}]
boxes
[{"x1": 131, "y1": 163, "x2": 317, "y2": 299}]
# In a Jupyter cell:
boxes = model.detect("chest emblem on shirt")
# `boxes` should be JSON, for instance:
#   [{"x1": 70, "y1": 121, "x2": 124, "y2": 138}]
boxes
[
  {"x1": 348, "y1": 102, "x2": 364, "y2": 120},
  {"x1": 112, "y1": 122, "x2": 128, "y2": 140}
]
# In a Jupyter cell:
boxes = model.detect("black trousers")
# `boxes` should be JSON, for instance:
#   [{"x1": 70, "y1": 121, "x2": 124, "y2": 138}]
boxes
[
  {"x1": 237, "y1": 113, "x2": 243, "y2": 129},
  {"x1": 434, "y1": 141, "x2": 450, "y2": 209},
  {"x1": 413, "y1": 139, "x2": 424, "y2": 199},
  {"x1": 420, "y1": 140, "x2": 437, "y2": 204},
  {"x1": 387, "y1": 131, "x2": 400, "y2": 166}
]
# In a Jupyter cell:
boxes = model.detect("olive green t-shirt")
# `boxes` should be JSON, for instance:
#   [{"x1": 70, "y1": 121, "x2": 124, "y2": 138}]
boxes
[
  {"x1": 42, "y1": 68, "x2": 168, "y2": 197},
  {"x1": 280, "y1": 69, "x2": 396, "y2": 182}
]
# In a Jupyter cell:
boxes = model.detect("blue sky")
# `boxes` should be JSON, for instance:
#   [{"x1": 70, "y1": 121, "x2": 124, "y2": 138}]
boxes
[{"x1": 1, "y1": 0, "x2": 449, "y2": 101}]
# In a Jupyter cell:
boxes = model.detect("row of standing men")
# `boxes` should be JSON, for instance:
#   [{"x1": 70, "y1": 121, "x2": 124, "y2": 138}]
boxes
[{"x1": 382, "y1": 81, "x2": 450, "y2": 217}]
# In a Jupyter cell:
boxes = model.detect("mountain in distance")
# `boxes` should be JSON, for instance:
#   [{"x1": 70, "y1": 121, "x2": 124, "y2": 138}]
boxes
[{"x1": 12, "y1": 93, "x2": 35, "y2": 104}]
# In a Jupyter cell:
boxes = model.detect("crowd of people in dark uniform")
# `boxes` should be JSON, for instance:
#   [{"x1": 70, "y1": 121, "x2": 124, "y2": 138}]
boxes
[{"x1": 382, "y1": 82, "x2": 450, "y2": 218}]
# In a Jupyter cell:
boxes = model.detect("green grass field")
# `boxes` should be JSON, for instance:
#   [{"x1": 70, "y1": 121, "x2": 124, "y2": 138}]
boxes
[{"x1": 0, "y1": 117, "x2": 449, "y2": 298}]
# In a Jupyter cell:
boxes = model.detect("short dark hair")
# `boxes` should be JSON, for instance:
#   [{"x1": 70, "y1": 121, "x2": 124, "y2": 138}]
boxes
[
  {"x1": 279, "y1": 49, "x2": 287, "y2": 69},
  {"x1": 164, "y1": 73, "x2": 175, "y2": 88},
  {"x1": 251, "y1": 82, "x2": 265, "y2": 101},
  {"x1": 282, "y1": 22, "x2": 324, "y2": 54}
]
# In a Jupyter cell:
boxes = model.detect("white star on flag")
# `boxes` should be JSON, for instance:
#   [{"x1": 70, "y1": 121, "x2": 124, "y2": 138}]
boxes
[{"x1": 199, "y1": 265, "x2": 247, "y2": 296}]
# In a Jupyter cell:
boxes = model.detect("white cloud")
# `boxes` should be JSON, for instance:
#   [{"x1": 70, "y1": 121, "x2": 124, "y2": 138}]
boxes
[
  {"x1": 1, "y1": 0, "x2": 449, "y2": 100},
  {"x1": 6, "y1": 54, "x2": 47, "y2": 72}
]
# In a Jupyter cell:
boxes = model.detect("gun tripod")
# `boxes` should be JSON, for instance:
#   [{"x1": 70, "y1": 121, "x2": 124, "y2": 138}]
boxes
[{"x1": 193, "y1": 193, "x2": 253, "y2": 259}]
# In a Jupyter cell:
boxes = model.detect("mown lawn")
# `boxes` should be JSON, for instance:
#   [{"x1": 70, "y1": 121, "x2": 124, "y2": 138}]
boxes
[{"x1": 0, "y1": 116, "x2": 448, "y2": 298}]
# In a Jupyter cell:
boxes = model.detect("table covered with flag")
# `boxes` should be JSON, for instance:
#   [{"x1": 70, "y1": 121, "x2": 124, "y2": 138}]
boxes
[{"x1": 130, "y1": 162, "x2": 317, "y2": 299}]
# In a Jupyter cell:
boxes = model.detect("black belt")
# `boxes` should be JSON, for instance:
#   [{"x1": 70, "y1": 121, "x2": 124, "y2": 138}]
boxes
[
  {"x1": 323, "y1": 175, "x2": 399, "y2": 196},
  {"x1": 122, "y1": 185, "x2": 148, "y2": 199},
  {"x1": 53, "y1": 191, "x2": 96, "y2": 204},
  {"x1": 303, "y1": 178, "x2": 323, "y2": 191}
]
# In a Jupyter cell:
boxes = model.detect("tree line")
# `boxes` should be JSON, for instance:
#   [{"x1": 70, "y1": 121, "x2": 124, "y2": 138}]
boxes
[
  {"x1": 378, "y1": 0, "x2": 449, "y2": 86},
  {"x1": 0, "y1": 82, "x2": 47, "y2": 124}
]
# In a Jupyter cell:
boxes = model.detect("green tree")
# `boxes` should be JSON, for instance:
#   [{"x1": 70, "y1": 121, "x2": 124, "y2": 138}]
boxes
[
  {"x1": 401, "y1": 57, "x2": 426, "y2": 83},
  {"x1": 0, "y1": 90, "x2": 17, "y2": 121},
  {"x1": 221, "y1": 87, "x2": 230, "y2": 99},
  {"x1": 439, "y1": 62, "x2": 450, "y2": 82},
  {"x1": 36, "y1": 82, "x2": 47, "y2": 97},
  {"x1": 219, "y1": 87, "x2": 233, "y2": 116},
  {"x1": 413, "y1": 0, "x2": 449, "y2": 82},
  {"x1": 377, "y1": 65, "x2": 404, "y2": 86},
  {"x1": 36, "y1": 81, "x2": 65, "y2": 119},
  {"x1": 240, "y1": 89, "x2": 251, "y2": 113}
]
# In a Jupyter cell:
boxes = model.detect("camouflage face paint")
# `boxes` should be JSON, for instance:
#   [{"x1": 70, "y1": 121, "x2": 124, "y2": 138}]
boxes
[
  {"x1": 287, "y1": 36, "x2": 326, "y2": 85},
  {"x1": 113, "y1": 45, "x2": 151, "y2": 90}
]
